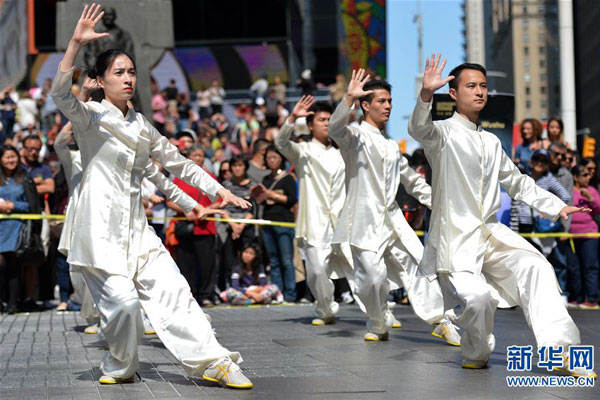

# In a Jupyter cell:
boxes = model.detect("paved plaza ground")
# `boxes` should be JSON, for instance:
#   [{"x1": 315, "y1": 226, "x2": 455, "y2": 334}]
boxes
[{"x1": 0, "y1": 302, "x2": 598, "y2": 399}]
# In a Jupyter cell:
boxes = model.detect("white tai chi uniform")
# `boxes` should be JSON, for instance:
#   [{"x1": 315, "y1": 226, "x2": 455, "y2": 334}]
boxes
[
  {"x1": 329, "y1": 101, "x2": 448, "y2": 334},
  {"x1": 275, "y1": 119, "x2": 361, "y2": 318},
  {"x1": 408, "y1": 97, "x2": 580, "y2": 362},
  {"x1": 51, "y1": 65, "x2": 241, "y2": 380}
]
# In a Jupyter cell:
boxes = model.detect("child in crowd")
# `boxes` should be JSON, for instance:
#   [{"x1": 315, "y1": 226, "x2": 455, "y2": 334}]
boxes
[{"x1": 220, "y1": 244, "x2": 282, "y2": 305}]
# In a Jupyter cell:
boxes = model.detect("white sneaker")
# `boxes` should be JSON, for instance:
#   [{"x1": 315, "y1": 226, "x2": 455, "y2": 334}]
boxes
[
  {"x1": 387, "y1": 301, "x2": 396, "y2": 310},
  {"x1": 553, "y1": 352, "x2": 597, "y2": 378},
  {"x1": 312, "y1": 316, "x2": 335, "y2": 326},
  {"x1": 391, "y1": 314, "x2": 402, "y2": 329},
  {"x1": 84, "y1": 323, "x2": 99, "y2": 334},
  {"x1": 202, "y1": 357, "x2": 253, "y2": 389},
  {"x1": 363, "y1": 331, "x2": 389, "y2": 341},
  {"x1": 431, "y1": 320, "x2": 461, "y2": 346}
]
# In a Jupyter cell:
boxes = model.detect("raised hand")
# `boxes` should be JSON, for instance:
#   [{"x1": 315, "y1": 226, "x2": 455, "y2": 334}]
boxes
[
  {"x1": 290, "y1": 95, "x2": 315, "y2": 122},
  {"x1": 72, "y1": 3, "x2": 109, "y2": 45},
  {"x1": 78, "y1": 76, "x2": 100, "y2": 101},
  {"x1": 559, "y1": 205, "x2": 591, "y2": 220},
  {"x1": 421, "y1": 53, "x2": 454, "y2": 101},
  {"x1": 345, "y1": 69, "x2": 373, "y2": 105}
]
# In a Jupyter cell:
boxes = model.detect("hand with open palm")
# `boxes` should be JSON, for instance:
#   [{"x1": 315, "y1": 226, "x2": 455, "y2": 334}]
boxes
[
  {"x1": 289, "y1": 95, "x2": 315, "y2": 123},
  {"x1": 344, "y1": 69, "x2": 373, "y2": 106},
  {"x1": 420, "y1": 53, "x2": 454, "y2": 102},
  {"x1": 72, "y1": 3, "x2": 110, "y2": 45},
  {"x1": 61, "y1": 3, "x2": 110, "y2": 71}
]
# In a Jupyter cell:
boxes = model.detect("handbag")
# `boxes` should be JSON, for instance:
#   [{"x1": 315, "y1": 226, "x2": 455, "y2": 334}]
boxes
[{"x1": 15, "y1": 219, "x2": 45, "y2": 266}]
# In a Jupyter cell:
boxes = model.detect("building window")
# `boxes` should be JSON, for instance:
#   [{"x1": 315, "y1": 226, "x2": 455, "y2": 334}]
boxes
[
  {"x1": 526, "y1": 87, "x2": 531, "y2": 95},
  {"x1": 538, "y1": 6, "x2": 545, "y2": 14},
  {"x1": 539, "y1": 46, "x2": 545, "y2": 54},
  {"x1": 524, "y1": 73, "x2": 531, "y2": 82},
  {"x1": 541, "y1": 87, "x2": 546, "y2": 94},
  {"x1": 526, "y1": 100, "x2": 531, "y2": 109},
  {"x1": 541, "y1": 100, "x2": 547, "y2": 108},
  {"x1": 539, "y1": 33, "x2": 545, "y2": 42},
  {"x1": 537, "y1": 19, "x2": 545, "y2": 28},
  {"x1": 524, "y1": 47, "x2": 529, "y2": 55},
  {"x1": 540, "y1": 59, "x2": 545, "y2": 68},
  {"x1": 523, "y1": 19, "x2": 529, "y2": 29},
  {"x1": 524, "y1": 33, "x2": 529, "y2": 42},
  {"x1": 523, "y1": 6, "x2": 528, "y2": 15},
  {"x1": 524, "y1": 60, "x2": 530, "y2": 71},
  {"x1": 540, "y1": 73, "x2": 546, "y2": 81}
]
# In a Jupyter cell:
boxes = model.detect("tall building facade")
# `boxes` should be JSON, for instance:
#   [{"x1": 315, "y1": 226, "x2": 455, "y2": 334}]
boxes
[{"x1": 468, "y1": 0, "x2": 561, "y2": 123}]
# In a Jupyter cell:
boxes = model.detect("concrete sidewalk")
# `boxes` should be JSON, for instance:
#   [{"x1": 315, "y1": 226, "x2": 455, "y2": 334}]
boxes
[{"x1": 0, "y1": 303, "x2": 598, "y2": 399}]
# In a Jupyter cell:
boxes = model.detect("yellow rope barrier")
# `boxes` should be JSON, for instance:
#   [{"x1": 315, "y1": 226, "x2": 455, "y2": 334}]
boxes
[{"x1": 1, "y1": 214, "x2": 599, "y2": 237}]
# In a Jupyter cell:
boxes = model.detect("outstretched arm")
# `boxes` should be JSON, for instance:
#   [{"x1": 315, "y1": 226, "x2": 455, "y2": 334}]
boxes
[
  {"x1": 275, "y1": 95, "x2": 313, "y2": 163},
  {"x1": 51, "y1": 4, "x2": 108, "y2": 130},
  {"x1": 408, "y1": 54, "x2": 454, "y2": 150},
  {"x1": 497, "y1": 141, "x2": 589, "y2": 221},
  {"x1": 329, "y1": 69, "x2": 372, "y2": 149},
  {"x1": 60, "y1": 3, "x2": 109, "y2": 72}
]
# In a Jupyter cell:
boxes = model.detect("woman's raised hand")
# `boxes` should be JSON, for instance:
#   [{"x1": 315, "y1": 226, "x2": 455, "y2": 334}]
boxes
[{"x1": 72, "y1": 3, "x2": 110, "y2": 45}]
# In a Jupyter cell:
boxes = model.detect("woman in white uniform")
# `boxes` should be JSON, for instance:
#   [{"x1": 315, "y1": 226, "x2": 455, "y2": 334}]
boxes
[{"x1": 51, "y1": 4, "x2": 253, "y2": 389}]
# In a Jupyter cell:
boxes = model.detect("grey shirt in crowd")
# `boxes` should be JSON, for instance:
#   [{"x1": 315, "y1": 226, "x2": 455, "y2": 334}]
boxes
[
  {"x1": 247, "y1": 161, "x2": 270, "y2": 184},
  {"x1": 551, "y1": 165, "x2": 573, "y2": 229}
]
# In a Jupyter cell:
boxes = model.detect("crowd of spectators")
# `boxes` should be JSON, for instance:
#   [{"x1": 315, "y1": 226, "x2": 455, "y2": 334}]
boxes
[{"x1": 1, "y1": 72, "x2": 599, "y2": 314}]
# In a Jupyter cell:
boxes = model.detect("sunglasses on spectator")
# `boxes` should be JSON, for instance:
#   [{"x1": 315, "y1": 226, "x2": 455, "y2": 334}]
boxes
[
  {"x1": 566, "y1": 158, "x2": 573, "y2": 163},
  {"x1": 551, "y1": 151, "x2": 566, "y2": 160},
  {"x1": 581, "y1": 173, "x2": 591, "y2": 177}
]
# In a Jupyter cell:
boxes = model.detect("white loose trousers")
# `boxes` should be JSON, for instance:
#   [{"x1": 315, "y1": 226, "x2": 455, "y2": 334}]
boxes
[
  {"x1": 350, "y1": 232, "x2": 446, "y2": 334},
  {"x1": 79, "y1": 239, "x2": 240, "y2": 379},
  {"x1": 437, "y1": 234, "x2": 580, "y2": 362},
  {"x1": 302, "y1": 243, "x2": 339, "y2": 319}
]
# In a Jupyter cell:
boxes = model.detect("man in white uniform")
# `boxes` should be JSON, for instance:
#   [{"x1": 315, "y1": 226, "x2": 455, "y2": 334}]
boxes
[
  {"x1": 329, "y1": 69, "x2": 460, "y2": 344},
  {"x1": 408, "y1": 54, "x2": 595, "y2": 377},
  {"x1": 275, "y1": 96, "x2": 359, "y2": 326}
]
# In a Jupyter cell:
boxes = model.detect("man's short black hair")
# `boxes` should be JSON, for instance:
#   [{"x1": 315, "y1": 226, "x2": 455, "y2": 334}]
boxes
[
  {"x1": 359, "y1": 80, "x2": 391, "y2": 114},
  {"x1": 306, "y1": 101, "x2": 333, "y2": 124},
  {"x1": 448, "y1": 63, "x2": 487, "y2": 90},
  {"x1": 23, "y1": 135, "x2": 42, "y2": 147}
]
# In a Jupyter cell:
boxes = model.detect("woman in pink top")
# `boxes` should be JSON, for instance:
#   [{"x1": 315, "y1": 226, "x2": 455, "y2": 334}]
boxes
[{"x1": 569, "y1": 164, "x2": 600, "y2": 309}]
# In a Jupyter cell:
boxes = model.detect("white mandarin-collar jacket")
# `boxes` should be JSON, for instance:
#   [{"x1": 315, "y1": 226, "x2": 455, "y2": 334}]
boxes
[
  {"x1": 275, "y1": 120, "x2": 346, "y2": 246},
  {"x1": 408, "y1": 98, "x2": 566, "y2": 276},
  {"x1": 51, "y1": 66, "x2": 220, "y2": 277},
  {"x1": 328, "y1": 101, "x2": 431, "y2": 260}
]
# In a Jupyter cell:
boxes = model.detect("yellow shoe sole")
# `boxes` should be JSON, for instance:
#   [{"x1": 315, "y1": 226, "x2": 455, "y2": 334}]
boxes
[
  {"x1": 144, "y1": 330, "x2": 156, "y2": 335},
  {"x1": 312, "y1": 320, "x2": 325, "y2": 326},
  {"x1": 202, "y1": 374, "x2": 253, "y2": 389},
  {"x1": 431, "y1": 332, "x2": 461, "y2": 346},
  {"x1": 84, "y1": 329, "x2": 98, "y2": 334},
  {"x1": 462, "y1": 363, "x2": 487, "y2": 369},
  {"x1": 392, "y1": 322, "x2": 402, "y2": 329},
  {"x1": 99, "y1": 375, "x2": 134, "y2": 384}
]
